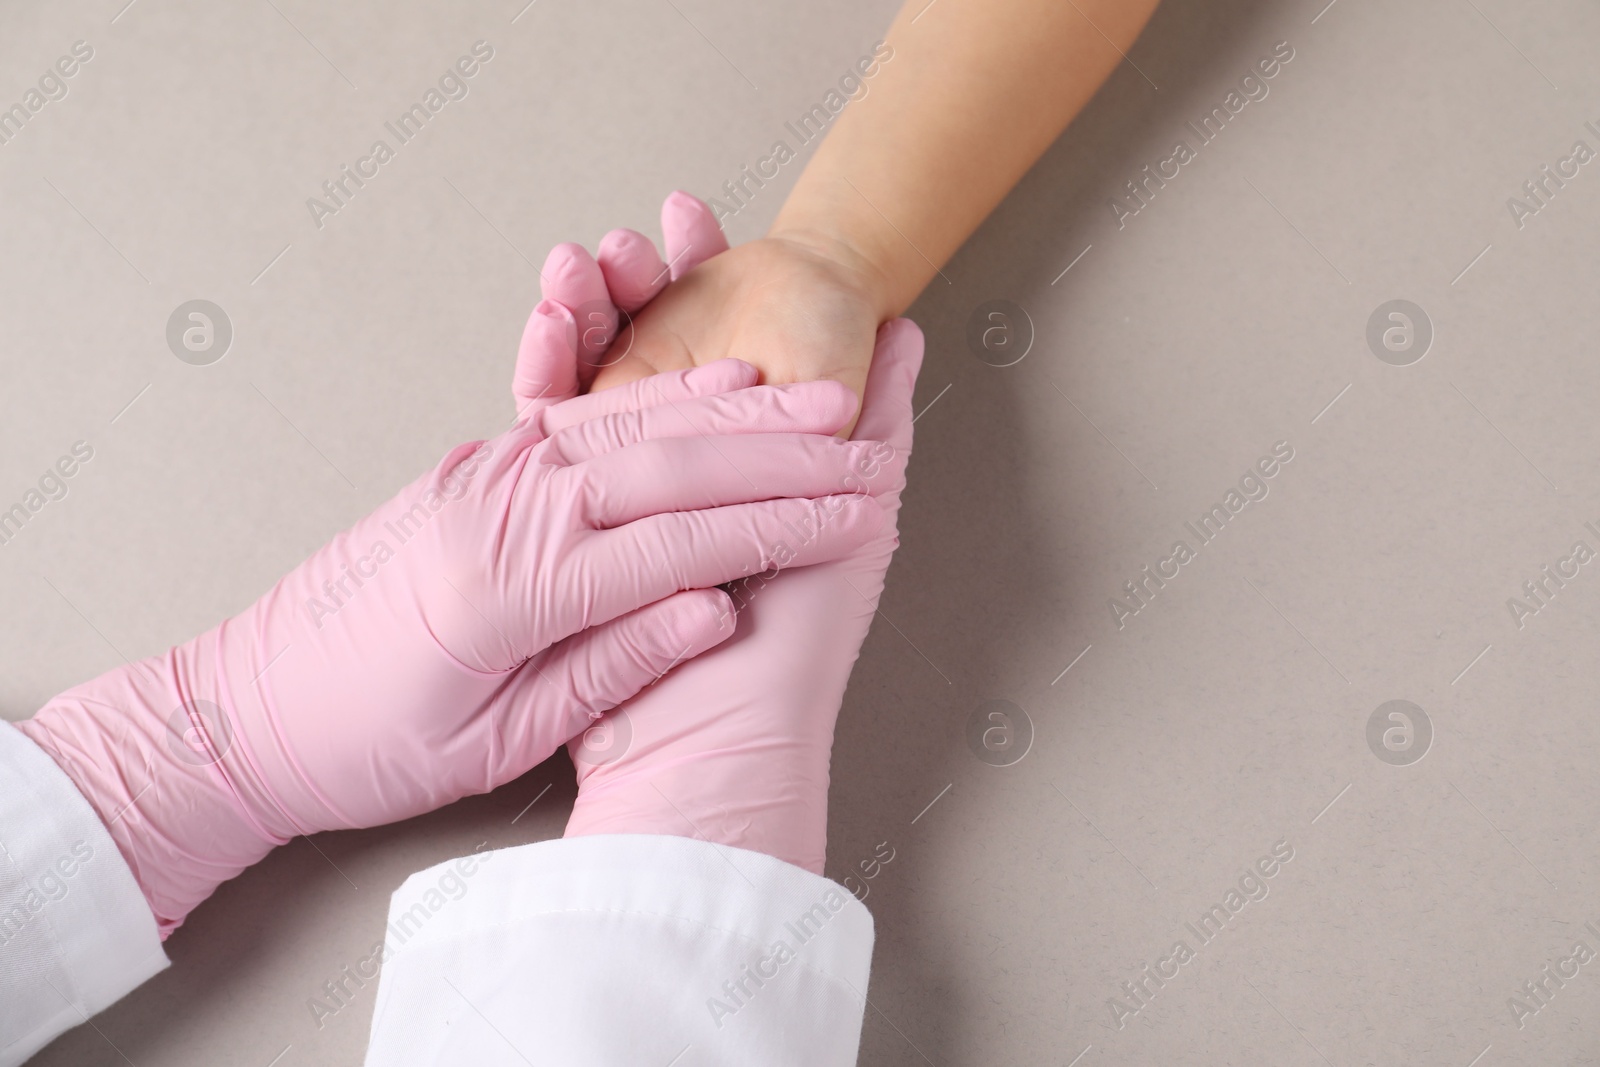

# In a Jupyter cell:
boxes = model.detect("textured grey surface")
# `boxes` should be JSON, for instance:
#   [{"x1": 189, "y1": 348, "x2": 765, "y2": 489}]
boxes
[{"x1": 4, "y1": 0, "x2": 1600, "y2": 1063}]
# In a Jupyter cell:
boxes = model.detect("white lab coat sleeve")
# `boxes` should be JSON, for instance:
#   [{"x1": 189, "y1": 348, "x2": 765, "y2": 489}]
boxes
[
  {"x1": 362, "y1": 834, "x2": 875, "y2": 1066},
  {"x1": 0, "y1": 720, "x2": 168, "y2": 1067}
]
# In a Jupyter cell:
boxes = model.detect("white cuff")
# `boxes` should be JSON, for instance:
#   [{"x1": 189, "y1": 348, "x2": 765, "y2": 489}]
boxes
[
  {"x1": 363, "y1": 834, "x2": 875, "y2": 1066},
  {"x1": 0, "y1": 720, "x2": 168, "y2": 1067}
]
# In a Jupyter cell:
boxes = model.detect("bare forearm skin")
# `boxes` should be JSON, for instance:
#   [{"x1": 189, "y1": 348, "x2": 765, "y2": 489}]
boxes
[{"x1": 771, "y1": 0, "x2": 1163, "y2": 320}]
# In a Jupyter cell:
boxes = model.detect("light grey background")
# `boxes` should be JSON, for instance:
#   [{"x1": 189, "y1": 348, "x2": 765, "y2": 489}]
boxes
[{"x1": 4, "y1": 0, "x2": 1598, "y2": 1062}]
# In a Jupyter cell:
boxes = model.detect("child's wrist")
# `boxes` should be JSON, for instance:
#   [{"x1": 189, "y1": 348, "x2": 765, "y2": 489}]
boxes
[{"x1": 766, "y1": 215, "x2": 902, "y2": 324}]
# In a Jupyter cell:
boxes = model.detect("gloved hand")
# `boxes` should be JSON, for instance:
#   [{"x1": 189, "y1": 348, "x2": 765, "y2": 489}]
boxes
[
  {"x1": 519, "y1": 224, "x2": 922, "y2": 874},
  {"x1": 19, "y1": 357, "x2": 884, "y2": 935}
]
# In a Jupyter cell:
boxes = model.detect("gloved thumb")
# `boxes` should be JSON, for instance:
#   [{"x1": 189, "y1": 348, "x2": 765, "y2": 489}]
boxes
[
  {"x1": 490, "y1": 589, "x2": 738, "y2": 782},
  {"x1": 851, "y1": 318, "x2": 924, "y2": 454}
]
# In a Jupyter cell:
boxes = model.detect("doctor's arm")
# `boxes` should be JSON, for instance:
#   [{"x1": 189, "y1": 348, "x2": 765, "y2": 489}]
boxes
[
  {"x1": 357, "y1": 5, "x2": 1172, "y2": 1055},
  {"x1": 0, "y1": 349, "x2": 883, "y2": 1064},
  {"x1": 356, "y1": 250, "x2": 924, "y2": 1066}
]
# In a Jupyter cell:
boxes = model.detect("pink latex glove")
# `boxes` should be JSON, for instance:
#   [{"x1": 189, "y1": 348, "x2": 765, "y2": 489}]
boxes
[
  {"x1": 18, "y1": 355, "x2": 884, "y2": 935},
  {"x1": 511, "y1": 192, "x2": 728, "y2": 403},
  {"x1": 524, "y1": 223, "x2": 922, "y2": 873}
]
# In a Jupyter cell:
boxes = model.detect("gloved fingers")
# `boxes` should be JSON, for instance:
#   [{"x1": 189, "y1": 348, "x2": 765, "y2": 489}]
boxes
[
  {"x1": 544, "y1": 379, "x2": 857, "y2": 465},
  {"x1": 541, "y1": 359, "x2": 759, "y2": 436},
  {"x1": 851, "y1": 318, "x2": 926, "y2": 456},
  {"x1": 597, "y1": 228, "x2": 671, "y2": 312},
  {"x1": 661, "y1": 190, "x2": 729, "y2": 279},
  {"x1": 570, "y1": 433, "x2": 885, "y2": 529},
  {"x1": 512, "y1": 300, "x2": 581, "y2": 423},
  {"x1": 576, "y1": 494, "x2": 883, "y2": 626},
  {"x1": 541, "y1": 243, "x2": 619, "y2": 385},
  {"x1": 492, "y1": 589, "x2": 736, "y2": 780}
]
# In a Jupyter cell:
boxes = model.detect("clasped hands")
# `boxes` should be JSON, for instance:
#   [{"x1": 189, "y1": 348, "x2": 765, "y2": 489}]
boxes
[{"x1": 20, "y1": 191, "x2": 922, "y2": 934}]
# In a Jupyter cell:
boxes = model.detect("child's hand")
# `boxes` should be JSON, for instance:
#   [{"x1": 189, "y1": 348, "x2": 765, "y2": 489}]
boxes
[{"x1": 539, "y1": 192, "x2": 887, "y2": 412}]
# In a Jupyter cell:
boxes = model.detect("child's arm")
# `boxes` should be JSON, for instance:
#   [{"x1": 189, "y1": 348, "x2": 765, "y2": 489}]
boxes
[{"x1": 589, "y1": 0, "x2": 1164, "y2": 398}]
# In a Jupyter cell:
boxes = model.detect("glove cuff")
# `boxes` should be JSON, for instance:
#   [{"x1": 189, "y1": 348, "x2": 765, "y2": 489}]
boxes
[{"x1": 17, "y1": 662, "x2": 281, "y2": 938}]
